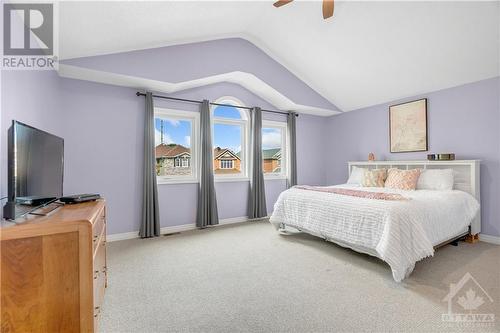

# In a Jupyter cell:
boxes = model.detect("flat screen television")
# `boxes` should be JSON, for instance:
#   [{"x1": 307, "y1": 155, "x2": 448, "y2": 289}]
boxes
[{"x1": 3, "y1": 121, "x2": 64, "y2": 220}]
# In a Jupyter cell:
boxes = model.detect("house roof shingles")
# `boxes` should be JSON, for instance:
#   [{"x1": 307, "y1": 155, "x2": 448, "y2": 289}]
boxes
[
  {"x1": 214, "y1": 147, "x2": 239, "y2": 160},
  {"x1": 156, "y1": 144, "x2": 190, "y2": 158},
  {"x1": 262, "y1": 148, "x2": 280, "y2": 160}
]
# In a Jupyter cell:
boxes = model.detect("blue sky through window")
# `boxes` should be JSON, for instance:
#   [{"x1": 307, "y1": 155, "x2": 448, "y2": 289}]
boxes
[
  {"x1": 262, "y1": 128, "x2": 282, "y2": 150},
  {"x1": 213, "y1": 105, "x2": 243, "y2": 153},
  {"x1": 214, "y1": 123, "x2": 241, "y2": 153},
  {"x1": 154, "y1": 118, "x2": 191, "y2": 147},
  {"x1": 213, "y1": 105, "x2": 242, "y2": 119}
]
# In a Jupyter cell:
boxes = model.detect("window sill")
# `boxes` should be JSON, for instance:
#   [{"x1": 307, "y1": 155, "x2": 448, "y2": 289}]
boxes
[
  {"x1": 214, "y1": 177, "x2": 250, "y2": 183},
  {"x1": 157, "y1": 179, "x2": 199, "y2": 185},
  {"x1": 264, "y1": 175, "x2": 288, "y2": 181},
  {"x1": 157, "y1": 175, "x2": 287, "y2": 185}
]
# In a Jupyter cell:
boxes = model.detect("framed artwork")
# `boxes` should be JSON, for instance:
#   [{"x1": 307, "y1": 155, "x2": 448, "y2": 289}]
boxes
[{"x1": 389, "y1": 98, "x2": 428, "y2": 153}]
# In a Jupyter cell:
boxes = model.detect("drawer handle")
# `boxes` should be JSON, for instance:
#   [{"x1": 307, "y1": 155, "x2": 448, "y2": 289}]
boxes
[
  {"x1": 94, "y1": 270, "x2": 99, "y2": 279},
  {"x1": 93, "y1": 235, "x2": 99, "y2": 243},
  {"x1": 94, "y1": 306, "x2": 100, "y2": 317},
  {"x1": 102, "y1": 266, "x2": 107, "y2": 274}
]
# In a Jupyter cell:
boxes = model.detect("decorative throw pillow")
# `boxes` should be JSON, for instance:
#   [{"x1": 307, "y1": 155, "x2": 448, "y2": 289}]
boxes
[
  {"x1": 385, "y1": 168, "x2": 421, "y2": 190},
  {"x1": 347, "y1": 166, "x2": 366, "y2": 185},
  {"x1": 362, "y1": 168, "x2": 387, "y2": 187}
]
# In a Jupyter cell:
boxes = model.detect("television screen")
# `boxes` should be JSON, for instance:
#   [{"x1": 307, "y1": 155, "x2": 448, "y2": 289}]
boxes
[{"x1": 3, "y1": 121, "x2": 64, "y2": 219}]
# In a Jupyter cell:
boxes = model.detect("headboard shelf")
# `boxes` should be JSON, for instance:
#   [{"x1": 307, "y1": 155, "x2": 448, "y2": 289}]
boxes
[
  {"x1": 347, "y1": 160, "x2": 481, "y2": 235},
  {"x1": 348, "y1": 160, "x2": 480, "y2": 166}
]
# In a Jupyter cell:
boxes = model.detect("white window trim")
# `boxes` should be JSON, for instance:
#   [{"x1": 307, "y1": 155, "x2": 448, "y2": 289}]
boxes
[
  {"x1": 154, "y1": 107, "x2": 200, "y2": 185},
  {"x1": 211, "y1": 97, "x2": 250, "y2": 182},
  {"x1": 262, "y1": 120, "x2": 288, "y2": 180}
]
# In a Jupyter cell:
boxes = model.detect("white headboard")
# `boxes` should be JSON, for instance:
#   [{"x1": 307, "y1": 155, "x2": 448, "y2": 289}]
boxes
[{"x1": 348, "y1": 160, "x2": 481, "y2": 235}]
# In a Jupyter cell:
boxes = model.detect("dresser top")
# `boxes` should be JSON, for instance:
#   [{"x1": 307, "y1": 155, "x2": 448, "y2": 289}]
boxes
[{"x1": 1, "y1": 200, "x2": 105, "y2": 240}]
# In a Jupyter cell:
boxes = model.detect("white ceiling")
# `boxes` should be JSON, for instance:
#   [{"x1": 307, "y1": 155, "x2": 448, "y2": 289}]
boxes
[{"x1": 59, "y1": 1, "x2": 500, "y2": 112}]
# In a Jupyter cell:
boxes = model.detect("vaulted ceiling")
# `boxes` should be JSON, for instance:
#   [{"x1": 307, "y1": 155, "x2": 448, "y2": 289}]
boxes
[{"x1": 59, "y1": 1, "x2": 499, "y2": 112}]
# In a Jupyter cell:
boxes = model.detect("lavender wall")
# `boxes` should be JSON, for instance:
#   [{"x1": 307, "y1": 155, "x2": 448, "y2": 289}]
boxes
[
  {"x1": 1, "y1": 70, "x2": 327, "y2": 235},
  {"x1": 60, "y1": 78, "x2": 326, "y2": 234},
  {"x1": 3, "y1": 72, "x2": 496, "y2": 237},
  {"x1": 62, "y1": 38, "x2": 338, "y2": 111},
  {"x1": 326, "y1": 77, "x2": 500, "y2": 237},
  {"x1": 1, "y1": 70, "x2": 65, "y2": 199}
]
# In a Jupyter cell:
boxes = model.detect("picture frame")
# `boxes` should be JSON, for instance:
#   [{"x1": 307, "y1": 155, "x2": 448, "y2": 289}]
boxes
[{"x1": 389, "y1": 98, "x2": 428, "y2": 153}]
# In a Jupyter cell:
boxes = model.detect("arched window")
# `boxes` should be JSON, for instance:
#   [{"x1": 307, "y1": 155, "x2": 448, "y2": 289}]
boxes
[{"x1": 212, "y1": 97, "x2": 249, "y2": 178}]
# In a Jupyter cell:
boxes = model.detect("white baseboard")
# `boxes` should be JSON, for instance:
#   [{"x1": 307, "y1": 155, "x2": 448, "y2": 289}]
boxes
[
  {"x1": 107, "y1": 231, "x2": 140, "y2": 242},
  {"x1": 106, "y1": 216, "x2": 265, "y2": 242},
  {"x1": 480, "y1": 234, "x2": 500, "y2": 245}
]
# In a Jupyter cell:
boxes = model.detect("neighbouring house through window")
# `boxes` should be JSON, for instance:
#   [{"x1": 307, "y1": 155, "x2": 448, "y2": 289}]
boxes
[
  {"x1": 262, "y1": 121, "x2": 287, "y2": 177},
  {"x1": 212, "y1": 98, "x2": 248, "y2": 178},
  {"x1": 154, "y1": 108, "x2": 199, "y2": 183},
  {"x1": 153, "y1": 102, "x2": 288, "y2": 184}
]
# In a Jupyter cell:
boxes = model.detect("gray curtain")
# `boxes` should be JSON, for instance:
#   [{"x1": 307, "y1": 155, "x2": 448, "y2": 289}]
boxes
[
  {"x1": 139, "y1": 92, "x2": 160, "y2": 238},
  {"x1": 197, "y1": 100, "x2": 219, "y2": 228},
  {"x1": 248, "y1": 107, "x2": 267, "y2": 219},
  {"x1": 287, "y1": 112, "x2": 298, "y2": 188}
]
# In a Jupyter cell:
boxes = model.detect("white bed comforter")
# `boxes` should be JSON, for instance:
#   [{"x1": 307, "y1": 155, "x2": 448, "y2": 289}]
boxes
[{"x1": 269, "y1": 185, "x2": 480, "y2": 282}]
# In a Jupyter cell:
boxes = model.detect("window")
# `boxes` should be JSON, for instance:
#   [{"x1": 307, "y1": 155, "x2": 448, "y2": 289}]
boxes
[
  {"x1": 174, "y1": 156, "x2": 190, "y2": 168},
  {"x1": 220, "y1": 160, "x2": 234, "y2": 169},
  {"x1": 154, "y1": 108, "x2": 199, "y2": 183},
  {"x1": 212, "y1": 98, "x2": 249, "y2": 179},
  {"x1": 262, "y1": 121, "x2": 287, "y2": 178}
]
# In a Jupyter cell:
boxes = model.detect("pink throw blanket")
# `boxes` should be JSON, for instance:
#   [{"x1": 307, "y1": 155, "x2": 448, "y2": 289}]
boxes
[{"x1": 294, "y1": 186, "x2": 409, "y2": 201}]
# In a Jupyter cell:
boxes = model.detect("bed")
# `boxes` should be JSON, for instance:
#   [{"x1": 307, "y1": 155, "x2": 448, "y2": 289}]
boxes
[{"x1": 269, "y1": 160, "x2": 481, "y2": 282}]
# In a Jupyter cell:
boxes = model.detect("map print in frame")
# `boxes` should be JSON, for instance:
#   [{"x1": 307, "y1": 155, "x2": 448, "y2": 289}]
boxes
[{"x1": 389, "y1": 98, "x2": 428, "y2": 153}]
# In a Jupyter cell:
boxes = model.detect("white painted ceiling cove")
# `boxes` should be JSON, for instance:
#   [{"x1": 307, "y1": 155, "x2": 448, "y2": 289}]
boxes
[
  {"x1": 59, "y1": 1, "x2": 499, "y2": 112},
  {"x1": 57, "y1": 64, "x2": 339, "y2": 116}
]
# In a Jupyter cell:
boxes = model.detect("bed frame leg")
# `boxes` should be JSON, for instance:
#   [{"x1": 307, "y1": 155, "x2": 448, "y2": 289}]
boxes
[{"x1": 464, "y1": 233, "x2": 479, "y2": 244}]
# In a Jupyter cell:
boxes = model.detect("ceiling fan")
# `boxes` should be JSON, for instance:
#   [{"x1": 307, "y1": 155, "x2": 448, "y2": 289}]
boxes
[{"x1": 273, "y1": 0, "x2": 334, "y2": 20}]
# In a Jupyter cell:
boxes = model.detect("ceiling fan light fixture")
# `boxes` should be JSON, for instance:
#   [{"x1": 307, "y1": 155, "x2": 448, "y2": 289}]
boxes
[{"x1": 273, "y1": 0, "x2": 335, "y2": 20}]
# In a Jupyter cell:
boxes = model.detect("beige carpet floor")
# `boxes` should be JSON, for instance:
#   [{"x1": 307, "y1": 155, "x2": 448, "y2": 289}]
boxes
[{"x1": 99, "y1": 220, "x2": 500, "y2": 333}]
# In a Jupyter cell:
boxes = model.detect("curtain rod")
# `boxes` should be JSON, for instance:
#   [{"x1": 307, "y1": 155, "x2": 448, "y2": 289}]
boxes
[{"x1": 136, "y1": 92, "x2": 299, "y2": 117}]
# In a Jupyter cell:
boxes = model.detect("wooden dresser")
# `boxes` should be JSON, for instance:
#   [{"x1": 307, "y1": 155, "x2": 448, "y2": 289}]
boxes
[{"x1": 1, "y1": 200, "x2": 107, "y2": 332}]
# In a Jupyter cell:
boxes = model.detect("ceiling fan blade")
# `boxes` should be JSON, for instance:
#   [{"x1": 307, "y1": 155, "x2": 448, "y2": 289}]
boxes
[
  {"x1": 322, "y1": 0, "x2": 334, "y2": 19},
  {"x1": 273, "y1": 0, "x2": 294, "y2": 8}
]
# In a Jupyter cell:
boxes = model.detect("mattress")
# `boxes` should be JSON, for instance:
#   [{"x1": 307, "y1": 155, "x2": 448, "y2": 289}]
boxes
[{"x1": 269, "y1": 184, "x2": 480, "y2": 282}]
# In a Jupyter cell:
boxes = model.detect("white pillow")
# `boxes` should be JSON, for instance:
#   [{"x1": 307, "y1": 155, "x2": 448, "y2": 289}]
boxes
[
  {"x1": 416, "y1": 169, "x2": 455, "y2": 190},
  {"x1": 347, "y1": 166, "x2": 366, "y2": 185}
]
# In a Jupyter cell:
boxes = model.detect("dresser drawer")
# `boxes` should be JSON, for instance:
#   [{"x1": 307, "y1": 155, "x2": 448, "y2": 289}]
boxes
[
  {"x1": 93, "y1": 237, "x2": 106, "y2": 330},
  {"x1": 92, "y1": 208, "x2": 105, "y2": 253},
  {"x1": 93, "y1": 272, "x2": 105, "y2": 331},
  {"x1": 93, "y1": 232, "x2": 106, "y2": 279}
]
